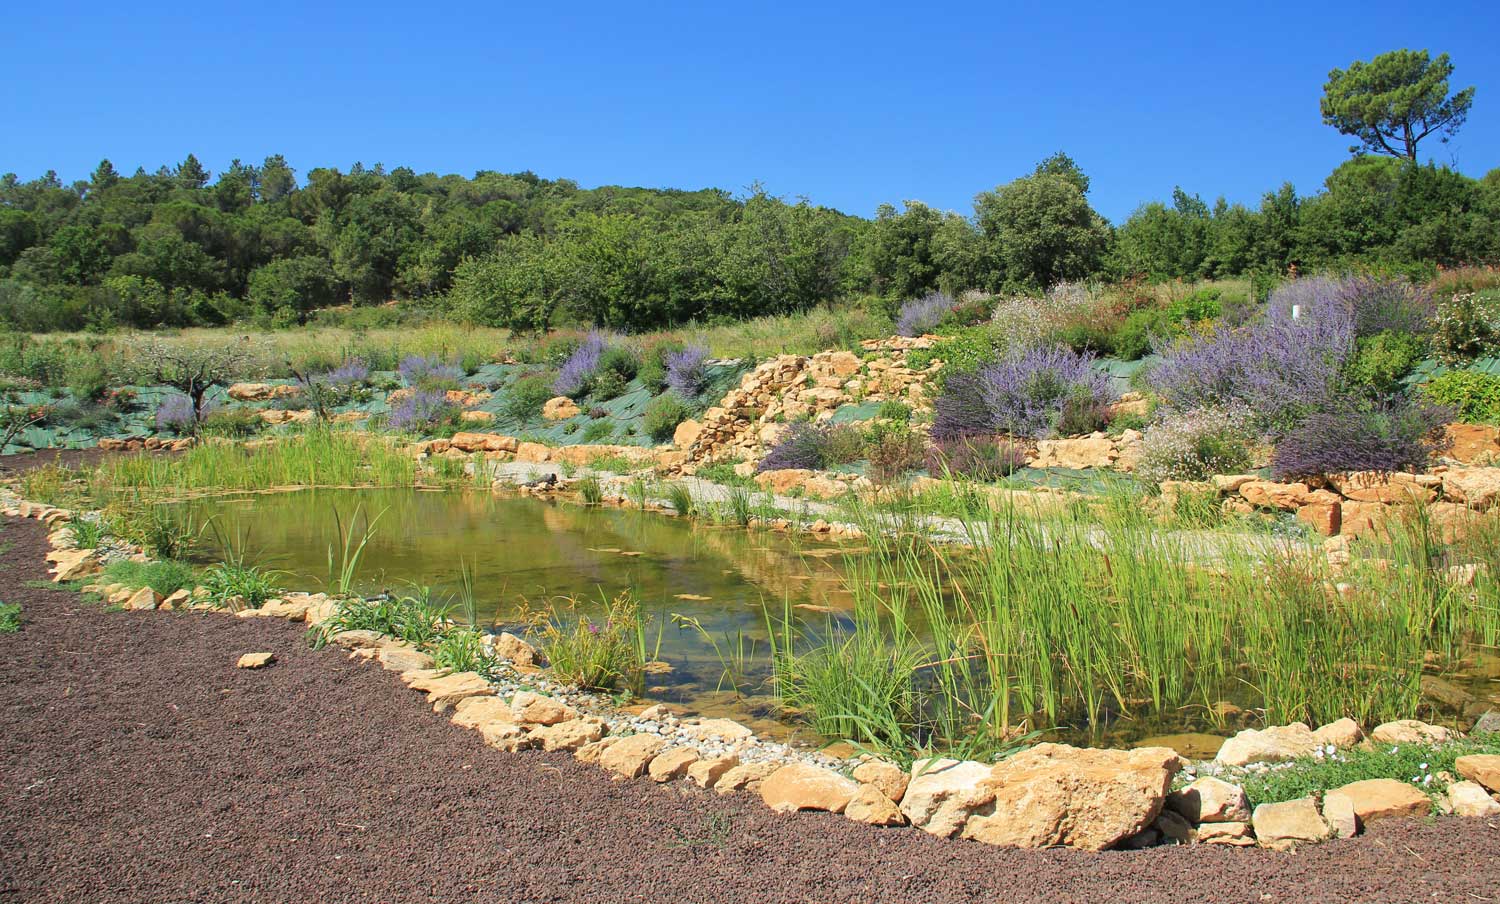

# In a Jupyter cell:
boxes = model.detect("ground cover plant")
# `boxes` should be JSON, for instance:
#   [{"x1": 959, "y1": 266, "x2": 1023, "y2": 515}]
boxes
[
  {"x1": 1237, "y1": 736, "x2": 1500, "y2": 806},
  {"x1": 0, "y1": 601, "x2": 20, "y2": 633}
]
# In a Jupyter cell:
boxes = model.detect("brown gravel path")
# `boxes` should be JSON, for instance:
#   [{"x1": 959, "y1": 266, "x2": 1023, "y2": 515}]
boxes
[{"x1": 3, "y1": 514, "x2": 1499, "y2": 903}]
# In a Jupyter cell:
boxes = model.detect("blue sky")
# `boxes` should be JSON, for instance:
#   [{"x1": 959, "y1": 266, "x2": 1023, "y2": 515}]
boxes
[{"x1": 3, "y1": 0, "x2": 1496, "y2": 223}]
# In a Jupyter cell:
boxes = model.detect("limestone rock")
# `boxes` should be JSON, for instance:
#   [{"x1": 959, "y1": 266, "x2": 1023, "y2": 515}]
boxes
[
  {"x1": 236, "y1": 652, "x2": 275, "y2": 669},
  {"x1": 450, "y1": 697, "x2": 517, "y2": 730},
  {"x1": 673, "y1": 419, "x2": 703, "y2": 449},
  {"x1": 844, "y1": 784, "x2": 906, "y2": 826},
  {"x1": 1238, "y1": 480, "x2": 1313, "y2": 510},
  {"x1": 51, "y1": 549, "x2": 100, "y2": 582},
  {"x1": 960, "y1": 744, "x2": 1180, "y2": 851},
  {"x1": 852, "y1": 760, "x2": 909, "y2": 804},
  {"x1": 1447, "y1": 780, "x2": 1500, "y2": 817},
  {"x1": 648, "y1": 747, "x2": 701, "y2": 783},
  {"x1": 493, "y1": 632, "x2": 537, "y2": 668},
  {"x1": 715, "y1": 761, "x2": 779, "y2": 794},
  {"x1": 899, "y1": 759, "x2": 995, "y2": 838},
  {"x1": 328, "y1": 629, "x2": 390, "y2": 650},
  {"x1": 687, "y1": 755, "x2": 739, "y2": 789},
  {"x1": 1166, "y1": 777, "x2": 1250, "y2": 824},
  {"x1": 376, "y1": 645, "x2": 435, "y2": 672},
  {"x1": 479, "y1": 721, "x2": 530, "y2": 752},
  {"x1": 1321, "y1": 791, "x2": 1358, "y2": 839},
  {"x1": 1215, "y1": 723, "x2": 1319, "y2": 767},
  {"x1": 1456, "y1": 755, "x2": 1500, "y2": 793},
  {"x1": 160, "y1": 589, "x2": 192, "y2": 610},
  {"x1": 575, "y1": 736, "x2": 619, "y2": 765},
  {"x1": 1153, "y1": 809, "x2": 1195, "y2": 845},
  {"x1": 412, "y1": 671, "x2": 493, "y2": 712},
  {"x1": 1196, "y1": 821, "x2": 1255, "y2": 846},
  {"x1": 125, "y1": 587, "x2": 163, "y2": 611},
  {"x1": 1443, "y1": 468, "x2": 1500, "y2": 511},
  {"x1": 1370, "y1": 719, "x2": 1451, "y2": 745},
  {"x1": 1252, "y1": 798, "x2": 1331, "y2": 850},
  {"x1": 754, "y1": 468, "x2": 812, "y2": 495},
  {"x1": 1329, "y1": 471, "x2": 1437, "y2": 504},
  {"x1": 599, "y1": 734, "x2": 667, "y2": 779},
  {"x1": 542, "y1": 396, "x2": 581, "y2": 421},
  {"x1": 510, "y1": 691, "x2": 577, "y2": 726},
  {"x1": 1312, "y1": 718, "x2": 1364, "y2": 750},
  {"x1": 530, "y1": 718, "x2": 605, "y2": 752},
  {"x1": 1444, "y1": 424, "x2": 1500, "y2": 465},
  {"x1": 681, "y1": 718, "x2": 755, "y2": 743},
  {"x1": 1030, "y1": 434, "x2": 1117, "y2": 470},
  {"x1": 1329, "y1": 778, "x2": 1431, "y2": 827},
  {"x1": 759, "y1": 763, "x2": 859, "y2": 814}
]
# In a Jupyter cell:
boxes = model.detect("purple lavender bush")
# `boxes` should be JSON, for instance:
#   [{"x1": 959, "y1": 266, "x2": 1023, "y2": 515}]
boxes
[
  {"x1": 553, "y1": 332, "x2": 607, "y2": 398},
  {"x1": 665, "y1": 344, "x2": 710, "y2": 398},
  {"x1": 976, "y1": 345, "x2": 1115, "y2": 438},
  {"x1": 1270, "y1": 400, "x2": 1451, "y2": 481},
  {"x1": 895, "y1": 292, "x2": 955, "y2": 338},
  {"x1": 758, "y1": 421, "x2": 837, "y2": 472},
  {"x1": 398, "y1": 355, "x2": 463, "y2": 390},
  {"x1": 155, "y1": 393, "x2": 217, "y2": 435},
  {"x1": 931, "y1": 372, "x2": 995, "y2": 441},
  {"x1": 1267, "y1": 275, "x2": 1433, "y2": 339},
  {"x1": 324, "y1": 358, "x2": 371, "y2": 388},
  {"x1": 387, "y1": 389, "x2": 460, "y2": 433}
]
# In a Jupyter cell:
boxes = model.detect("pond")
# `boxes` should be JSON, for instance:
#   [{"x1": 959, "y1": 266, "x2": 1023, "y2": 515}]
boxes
[{"x1": 175, "y1": 487, "x2": 860, "y2": 740}]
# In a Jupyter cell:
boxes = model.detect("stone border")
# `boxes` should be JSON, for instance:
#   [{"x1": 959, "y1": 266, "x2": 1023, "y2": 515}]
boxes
[{"x1": 8, "y1": 489, "x2": 1500, "y2": 854}]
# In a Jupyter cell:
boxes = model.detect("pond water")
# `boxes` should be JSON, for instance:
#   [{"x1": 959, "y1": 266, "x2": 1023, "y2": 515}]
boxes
[{"x1": 176, "y1": 488, "x2": 860, "y2": 740}]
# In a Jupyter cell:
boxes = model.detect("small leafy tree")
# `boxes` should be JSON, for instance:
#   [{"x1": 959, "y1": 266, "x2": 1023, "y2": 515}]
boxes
[
  {"x1": 1320, "y1": 49, "x2": 1475, "y2": 161},
  {"x1": 130, "y1": 336, "x2": 259, "y2": 431},
  {"x1": 1, "y1": 393, "x2": 49, "y2": 451}
]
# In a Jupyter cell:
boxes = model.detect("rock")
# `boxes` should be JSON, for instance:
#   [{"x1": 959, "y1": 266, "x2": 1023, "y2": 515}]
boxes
[
  {"x1": 759, "y1": 764, "x2": 859, "y2": 814},
  {"x1": 227, "y1": 382, "x2": 299, "y2": 401},
  {"x1": 51, "y1": 549, "x2": 100, "y2": 582},
  {"x1": 450, "y1": 697, "x2": 517, "y2": 730},
  {"x1": 1327, "y1": 779, "x2": 1430, "y2": 826},
  {"x1": 125, "y1": 587, "x2": 163, "y2": 611},
  {"x1": 687, "y1": 755, "x2": 739, "y2": 789},
  {"x1": 1443, "y1": 468, "x2": 1500, "y2": 511},
  {"x1": 1029, "y1": 435, "x2": 1117, "y2": 470},
  {"x1": 530, "y1": 718, "x2": 605, "y2": 752},
  {"x1": 754, "y1": 468, "x2": 813, "y2": 495},
  {"x1": 844, "y1": 784, "x2": 906, "y2": 826},
  {"x1": 493, "y1": 632, "x2": 537, "y2": 668},
  {"x1": 575, "y1": 736, "x2": 619, "y2": 765},
  {"x1": 1321, "y1": 791, "x2": 1359, "y2": 839},
  {"x1": 1444, "y1": 424, "x2": 1500, "y2": 465},
  {"x1": 961, "y1": 744, "x2": 1181, "y2": 851},
  {"x1": 1447, "y1": 780, "x2": 1500, "y2": 817},
  {"x1": 648, "y1": 748, "x2": 701, "y2": 783},
  {"x1": 1473, "y1": 711, "x2": 1500, "y2": 735},
  {"x1": 1153, "y1": 809, "x2": 1195, "y2": 845},
  {"x1": 236, "y1": 652, "x2": 275, "y2": 669},
  {"x1": 510, "y1": 691, "x2": 576, "y2": 726},
  {"x1": 1166, "y1": 777, "x2": 1250, "y2": 824},
  {"x1": 376, "y1": 646, "x2": 435, "y2": 672},
  {"x1": 479, "y1": 721, "x2": 530, "y2": 752},
  {"x1": 1215, "y1": 723, "x2": 1319, "y2": 767},
  {"x1": 515, "y1": 442, "x2": 551, "y2": 463},
  {"x1": 328, "y1": 629, "x2": 389, "y2": 650},
  {"x1": 158, "y1": 588, "x2": 191, "y2": 610},
  {"x1": 852, "y1": 760, "x2": 909, "y2": 804},
  {"x1": 899, "y1": 759, "x2": 995, "y2": 838},
  {"x1": 681, "y1": 718, "x2": 755, "y2": 743},
  {"x1": 1312, "y1": 718, "x2": 1364, "y2": 750},
  {"x1": 542, "y1": 396, "x2": 581, "y2": 421},
  {"x1": 1371, "y1": 720, "x2": 1451, "y2": 745},
  {"x1": 409, "y1": 671, "x2": 493, "y2": 712},
  {"x1": 1252, "y1": 798, "x2": 1332, "y2": 850},
  {"x1": 1238, "y1": 480, "x2": 1314, "y2": 511},
  {"x1": 673, "y1": 419, "x2": 703, "y2": 449},
  {"x1": 1296, "y1": 501, "x2": 1342, "y2": 537},
  {"x1": 1422, "y1": 675, "x2": 1476, "y2": 709},
  {"x1": 1328, "y1": 471, "x2": 1437, "y2": 504},
  {"x1": 715, "y1": 761, "x2": 779, "y2": 794},
  {"x1": 1196, "y1": 821, "x2": 1255, "y2": 846},
  {"x1": 599, "y1": 734, "x2": 667, "y2": 779},
  {"x1": 1456, "y1": 755, "x2": 1500, "y2": 793}
]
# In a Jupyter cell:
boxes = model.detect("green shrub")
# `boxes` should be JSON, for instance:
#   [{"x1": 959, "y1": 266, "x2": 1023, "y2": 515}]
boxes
[
  {"x1": 1113, "y1": 289, "x2": 1222, "y2": 361},
  {"x1": 638, "y1": 341, "x2": 682, "y2": 393},
  {"x1": 68, "y1": 358, "x2": 112, "y2": 402},
  {"x1": 876, "y1": 400, "x2": 912, "y2": 422},
  {"x1": 1238, "y1": 738, "x2": 1500, "y2": 806},
  {"x1": 101, "y1": 559, "x2": 198, "y2": 596},
  {"x1": 643, "y1": 394, "x2": 691, "y2": 442},
  {"x1": 581, "y1": 420, "x2": 615, "y2": 442},
  {"x1": 591, "y1": 368, "x2": 628, "y2": 401},
  {"x1": 1421, "y1": 370, "x2": 1500, "y2": 424},
  {"x1": 0, "y1": 602, "x2": 20, "y2": 633},
  {"x1": 502, "y1": 372, "x2": 556, "y2": 422},
  {"x1": 597, "y1": 345, "x2": 639, "y2": 382},
  {"x1": 1433, "y1": 291, "x2": 1500, "y2": 363},
  {"x1": 906, "y1": 325, "x2": 1005, "y2": 381},
  {"x1": 200, "y1": 406, "x2": 263, "y2": 438},
  {"x1": 1345, "y1": 330, "x2": 1427, "y2": 395}
]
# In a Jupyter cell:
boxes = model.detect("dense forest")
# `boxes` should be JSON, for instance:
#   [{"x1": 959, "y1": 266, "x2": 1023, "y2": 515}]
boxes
[{"x1": 1, "y1": 150, "x2": 1497, "y2": 334}]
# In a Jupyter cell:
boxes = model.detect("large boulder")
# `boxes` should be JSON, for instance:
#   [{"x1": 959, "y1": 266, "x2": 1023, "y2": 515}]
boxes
[
  {"x1": 1456, "y1": 754, "x2": 1500, "y2": 793},
  {"x1": 1325, "y1": 779, "x2": 1431, "y2": 826},
  {"x1": 852, "y1": 760, "x2": 909, "y2": 803},
  {"x1": 1029, "y1": 435, "x2": 1117, "y2": 470},
  {"x1": 1448, "y1": 780, "x2": 1500, "y2": 817},
  {"x1": 599, "y1": 734, "x2": 666, "y2": 779},
  {"x1": 899, "y1": 759, "x2": 995, "y2": 838},
  {"x1": 754, "y1": 469, "x2": 813, "y2": 495},
  {"x1": 1215, "y1": 723, "x2": 1319, "y2": 767},
  {"x1": 673, "y1": 419, "x2": 703, "y2": 449},
  {"x1": 1166, "y1": 777, "x2": 1250, "y2": 824},
  {"x1": 510, "y1": 691, "x2": 577, "y2": 726},
  {"x1": 1251, "y1": 798, "x2": 1331, "y2": 850},
  {"x1": 542, "y1": 396, "x2": 580, "y2": 421},
  {"x1": 529, "y1": 718, "x2": 605, "y2": 752},
  {"x1": 1371, "y1": 720, "x2": 1451, "y2": 745},
  {"x1": 759, "y1": 763, "x2": 859, "y2": 814},
  {"x1": 959, "y1": 744, "x2": 1181, "y2": 851},
  {"x1": 1443, "y1": 468, "x2": 1500, "y2": 511}
]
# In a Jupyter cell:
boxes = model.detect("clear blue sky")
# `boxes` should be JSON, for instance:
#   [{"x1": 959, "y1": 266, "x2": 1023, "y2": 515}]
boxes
[{"x1": 3, "y1": 0, "x2": 1496, "y2": 223}]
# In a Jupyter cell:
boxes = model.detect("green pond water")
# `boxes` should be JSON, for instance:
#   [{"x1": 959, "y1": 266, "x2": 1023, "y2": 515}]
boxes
[{"x1": 174, "y1": 488, "x2": 1500, "y2": 753}]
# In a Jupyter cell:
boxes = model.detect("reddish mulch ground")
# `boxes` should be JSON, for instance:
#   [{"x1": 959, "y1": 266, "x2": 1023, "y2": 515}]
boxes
[{"x1": 2, "y1": 514, "x2": 1500, "y2": 902}]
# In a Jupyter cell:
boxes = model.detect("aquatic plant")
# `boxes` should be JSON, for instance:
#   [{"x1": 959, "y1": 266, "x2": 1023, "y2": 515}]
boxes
[
  {"x1": 895, "y1": 292, "x2": 954, "y2": 337},
  {"x1": 665, "y1": 482, "x2": 695, "y2": 516},
  {"x1": 433, "y1": 627, "x2": 497, "y2": 675},
  {"x1": 101, "y1": 559, "x2": 198, "y2": 597},
  {"x1": 576, "y1": 475, "x2": 604, "y2": 505},
  {"x1": 665, "y1": 344, "x2": 711, "y2": 398},
  {"x1": 528, "y1": 591, "x2": 656, "y2": 692},
  {"x1": 312, "y1": 590, "x2": 451, "y2": 649},
  {"x1": 201, "y1": 561, "x2": 281, "y2": 609}
]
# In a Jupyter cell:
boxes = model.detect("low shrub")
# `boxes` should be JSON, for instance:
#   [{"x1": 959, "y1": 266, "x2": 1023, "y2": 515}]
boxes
[
  {"x1": 0, "y1": 602, "x2": 20, "y2": 633},
  {"x1": 637, "y1": 341, "x2": 679, "y2": 393},
  {"x1": 1432, "y1": 291, "x2": 1500, "y2": 363},
  {"x1": 581, "y1": 420, "x2": 615, "y2": 442},
  {"x1": 503, "y1": 372, "x2": 556, "y2": 422},
  {"x1": 1344, "y1": 330, "x2": 1427, "y2": 396},
  {"x1": 200, "y1": 406, "x2": 263, "y2": 439},
  {"x1": 929, "y1": 371, "x2": 992, "y2": 440},
  {"x1": 1420, "y1": 370, "x2": 1500, "y2": 424},
  {"x1": 387, "y1": 389, "x2": 462, "y2": 434},
  {"x1": 1270, "y1": 400, "x2": 1451, "y2": 481},
  {"x1": 1112, "y1": 288, "x2": 1223, "y2": 361},
  {"x1": 758, "y1": 421, "x2": 865, "y2": 471},
  {"x1": 1136, "y1": 404, "x2": 1257, "y2": 483},
  {"x1": 1239, "y1": 738, "x2": 1500, "y2": 806},
  {"x1": 398, "y1": 354, "x2": 463, "y2": 391},
  {"x1": 867, "y1": 427, "x2": 927, "y2": 482},
  {"x1": 924, "y1": 434, "x2": 1027, "y2": 481},
  {"x1": 876, "y1": 400, "x2": 911, "y2": 422},
  {"x1": 313, "y1": 591, "x2": 450, "y2": 649},
  {"x1": 976, "y1": 345, "x2": 1115, "y2": 439},
  {"x1": 554, "y1": 332, "x2": 607, "y2": 397},
  {"x1": 644, "y1": 394, "x2": 691, "y2": 442},
  {"x1": 591, "y1": 368, "x2": 628, "y2": 401},
  {"x1": 906, "y1": 325, "x2": 1006, "y2": 378},
  {"x1": 895, "y1": 292, "x2": 955, "y2": 337},
  {"x1": 665, "y1": 344, "x2": 711, "y2": 398},
  {"x1": 68, "y1": 358, "x2": 113, "y2": 402},
  {"x1": 155, "y1": 393, "x2": 216, "y2": 435}
]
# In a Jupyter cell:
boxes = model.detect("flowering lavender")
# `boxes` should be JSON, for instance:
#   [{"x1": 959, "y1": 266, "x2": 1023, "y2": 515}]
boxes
[
  {"x1": 665, "y1": 344, "x2": 710, "y2": 398},
  {"x1": 155, "y1": 393, "x2": 218, "y2": 434},
  {"x1": 931, "y1": 372, "x2": 994, "y2": 440},
  {"x1": 1270, "y1": 399, "x2": 1451, "y2": 480},
  {"x1": 387, "y1": 389, "x2": 459, "y2": 433},
  {"x1": 1149, "y1": 292, "x2": 1355, "y2": 437},
  {"x1": 976, "y1": 345, "x2": 1115, "y2": 439},
  {"x1": 895, "y1": 292, "x2": 954, "y2": 337},
  {"x1": 323, "y1": 358, "x2": 371, "y2": 388},
  {"x1": 398, "y1": 355, "x2": 462, "y2": 389},
  {"x1": 1267, "y1": 275, "x2": 1433, "y2": 339},
  {"x1": 553, "y1": 332, "x2": 607, "y2": 397},
  {"x1": 1136, "y1": 403, "x2": 1257, "y2": 483},
  {"x1": 758, "y1": 421, "x2": 840, "y2": 472}
]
